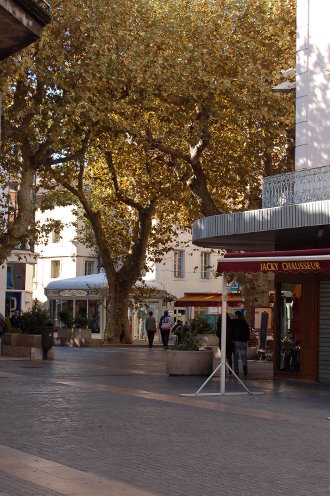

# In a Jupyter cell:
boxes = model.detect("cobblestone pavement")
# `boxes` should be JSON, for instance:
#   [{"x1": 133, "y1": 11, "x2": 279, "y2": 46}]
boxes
[{"x1": 0, "y1": 346, "x2": 330, "y2": 495}]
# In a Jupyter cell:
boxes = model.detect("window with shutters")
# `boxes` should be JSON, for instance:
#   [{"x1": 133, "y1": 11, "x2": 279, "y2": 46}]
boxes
[
  {"x1": 174, "y1": 250, "x2": 184, "y2": 278},
  {"x1": 51, "y1": 260, "x2": 60, "y2": 278},
  {"x1": 201, "y1": 252, "x2": 211, "y2": 279}
]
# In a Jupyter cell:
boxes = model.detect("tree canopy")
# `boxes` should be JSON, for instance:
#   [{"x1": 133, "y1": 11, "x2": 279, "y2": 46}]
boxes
[{"x1": 0, "y1": 0, "x2": 296, "y2": 338}]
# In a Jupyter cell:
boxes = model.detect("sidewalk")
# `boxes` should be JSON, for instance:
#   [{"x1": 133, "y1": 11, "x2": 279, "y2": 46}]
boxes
[{"x1": 0, "y1": 346, "x2": 329, "y2": 495}]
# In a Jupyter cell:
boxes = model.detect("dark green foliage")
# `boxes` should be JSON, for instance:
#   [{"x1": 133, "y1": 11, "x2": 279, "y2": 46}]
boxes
[
  {"x1": 20, "y1": 300, "x2": 50, "y2": 334},
  {"x1": 73, "y1": 313, "x2": 88, "y2": 328},
  {"x1": 58, "y1": 310, "x2": 88, "y2": 328},
  {"x1": 173, "y1": 332, "x2": 200, "y2": 351},
  {"x1": 190, "y1": 316, "x2": 213, "y2": 335},
  {"x1": 58, "y1": 309, "x2": 73, "y2": 328}
]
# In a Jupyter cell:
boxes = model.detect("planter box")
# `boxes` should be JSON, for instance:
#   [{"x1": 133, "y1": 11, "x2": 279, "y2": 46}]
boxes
[
  {"x1": 2, "y1": 333, "x2": 20, "y2": 346},
  {"x1": 74, "y1": 328, "x2": 92, "y2": 339},
  {"x1": 196, "y1": 333, "x2": 219, "y2": 347},
  {"x1": 166, "y1": 350, "x2": 213, "y2": 376},
  {"x1": 1, "y1": 333, "x2": 41, "y2": 347},
  {"x1": 18, "y1": 334, "x2": 42, "y2": 347},
  {"x1": 57, "y1": 328, "x2": 73, "y2": 339},
  {"x1": 56, "y1": 328, "x2": 96, "y2": 347},
  {"x1": 57, "y1": 328, "x2": 92, "y2": 340},
  {"x1": 1, "y1": 333, "x2": 53, "y2": 360}
]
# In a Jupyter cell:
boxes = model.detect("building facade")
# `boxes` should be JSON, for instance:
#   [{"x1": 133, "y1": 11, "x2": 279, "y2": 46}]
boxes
[
  {"x1": 192, "y1": 0, "x2": 330, "y2": 383},
  {"x1": 0, "y1": 0, "x2": 51, "y2": 317},
  {"x1": 34, "y1": 207, "x2": 225, "y2": 339},
  {"x1": 33, "y1": 206, "x2": 99, "y2": 304}
]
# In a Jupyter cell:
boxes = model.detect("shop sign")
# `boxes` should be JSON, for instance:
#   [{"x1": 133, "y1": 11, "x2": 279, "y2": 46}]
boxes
[
  {"x1": 217, "y1": 249, "x2": 330, "y2": 274},
  {"x1": 46, "y1": 289, "x2": 96, "y2": 297}
]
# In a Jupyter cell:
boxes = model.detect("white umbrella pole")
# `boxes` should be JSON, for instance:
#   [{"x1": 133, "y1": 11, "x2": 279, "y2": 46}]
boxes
[
  {"x1": 220, "y1": 272, "x2": 227, "y2": 394},
  {"x1": 181, "y1": 274, "x2": 262, "y2": 397}
]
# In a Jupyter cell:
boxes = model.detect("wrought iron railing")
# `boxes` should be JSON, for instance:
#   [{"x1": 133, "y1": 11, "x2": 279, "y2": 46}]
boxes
[
  {"x1": 262, "y1": 165, "x2": 330, "y2": 208},
  {"x1": 37, "y1": 0, "x2": 51, "y2": 12},
  {"x1": 17, "y1": 0, "x2": 51, "y2": 22},
  {"x1": 30, "y1": 0, "x2": 51, "y2": 14}
]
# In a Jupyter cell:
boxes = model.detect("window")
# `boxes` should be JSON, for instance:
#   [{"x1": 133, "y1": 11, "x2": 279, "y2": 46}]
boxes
[
  {"x1": 51, "y1": 260, "x2": 60, "y2": 278},
  {"x1": 174, "y1": 250, "x2": 184, "y2": 278},
  {"x1": 278, "y1": 282, "x2": 301, "y2": 373},
  {"x1": 201, "y1": 252, "x2": 211, "y2": 279},
  {"x1": 52, "y1": 223, "x2": 61, "y2": 243},
  {"x1": 85, "y1": 260, "x2": 94, "y2": 275}
]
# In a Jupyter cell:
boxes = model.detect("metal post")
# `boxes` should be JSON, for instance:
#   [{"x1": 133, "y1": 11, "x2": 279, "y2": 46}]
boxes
[
  {"x1": 181, "y1": 274, "x2": 263, "y2": 397},
  {"x1": 220, "y1": 272, "x2": 227, "y2": 394}
]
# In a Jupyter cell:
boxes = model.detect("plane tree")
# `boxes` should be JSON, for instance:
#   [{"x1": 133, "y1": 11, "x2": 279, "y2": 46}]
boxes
[{"x1": 0, "y1": 0, "x2": 296, "y2": 337}]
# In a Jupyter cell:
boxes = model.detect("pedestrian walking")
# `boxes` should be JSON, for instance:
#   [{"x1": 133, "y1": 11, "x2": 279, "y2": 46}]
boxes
[
  {"x1": 231, "y1": 310, "x2": 250, "y2": 377},
  {"x1": 42, "y1": 320, "x2": 54, "y2": 360},
  {"x1": 159, "y1": 310, "x2": 174, "y2": 349},
  {"x1": 145, "y1": 311, "x2": 157, "y2": 348},
  {"x1": 172, "y1": 319, "x2": 184, "y2": 344},
  {"x1": 216, "y1": 313, "x2": 234, "y2": 371}
]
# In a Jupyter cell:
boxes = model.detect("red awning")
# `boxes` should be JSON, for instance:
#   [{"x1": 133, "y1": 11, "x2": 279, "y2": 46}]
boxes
[
  {"x1": 217, "y1": 248, "x2": 330, "y2": 274},
  {"x1": 174, "y1": 293, "x2": 243, "y2": 307}
]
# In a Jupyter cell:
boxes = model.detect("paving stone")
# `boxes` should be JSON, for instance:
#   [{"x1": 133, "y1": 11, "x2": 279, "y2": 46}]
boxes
[{"x1": 0, "y1": 348, "x2": 330, "y2": 495}]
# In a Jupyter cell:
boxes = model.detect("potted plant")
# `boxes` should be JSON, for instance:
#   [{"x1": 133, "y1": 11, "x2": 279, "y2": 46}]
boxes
[
  {"x1": 190, "y1": 316, "x2": 217, "y2": 347},
  {"x1": 73, "y1": 313, "x2": 91, "y2": 340},
  {"x1": 2, "y1": 301, "x2": 53, "y2": 359},
  {"x1": 58, "y1": 309, "x2": 73, "y2": 328},
  {"x1": 166, "y1": 331, "x2": 213, "y2": 376}
]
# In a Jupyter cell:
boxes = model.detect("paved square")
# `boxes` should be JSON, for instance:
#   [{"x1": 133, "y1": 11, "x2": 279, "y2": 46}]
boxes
[{"x1": 0, "y1": 346, "x2": 330, "y2": 495}]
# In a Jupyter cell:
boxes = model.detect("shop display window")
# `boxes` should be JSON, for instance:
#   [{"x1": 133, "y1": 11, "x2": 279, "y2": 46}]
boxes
[{"x1": 278, "y1": 283, "x2": 301, "y2": 373}]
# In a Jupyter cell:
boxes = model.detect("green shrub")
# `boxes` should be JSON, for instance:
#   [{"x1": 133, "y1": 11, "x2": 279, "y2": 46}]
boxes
[
  {"x1": 20, "y1": 300, "x2": 50, "y2": 335},
  {"x1": 190, "y1": 316, "x2": 213, "y2": 335},
  {"x1": 4, "y1": 317, "x2": 17, "y2": 333},
  {"x1": 58, "y1": 309, "x2": 73, "y2": 328},
  {"x1": 73, "y1": 313, "x2": 88, "y2": 328},
  {"x1": 173, "y1": 332, "x2": 200, "y2": 351}
]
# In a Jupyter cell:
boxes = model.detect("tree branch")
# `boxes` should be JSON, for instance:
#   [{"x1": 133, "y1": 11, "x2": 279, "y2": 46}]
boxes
[
  {"x1": 44, "y1": 129, "x2": 91, "y2": 167},
  {"x1": 105, "y1": 150, "x2": 144, "y2": 213},
  {"x1": 146, "y1": 125, "x2": 192, "y2": 164},
  {"x1": 189, "y1": 104, "x2": 211, "y2": 162}
]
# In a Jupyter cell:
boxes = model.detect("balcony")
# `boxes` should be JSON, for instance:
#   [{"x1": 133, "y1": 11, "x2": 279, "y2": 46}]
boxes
[
  {"x1": 0, "y1": 0, "x2": 51, "y2": 60},
  {"x1": 262, "y1": 165, "x2": 330, "y2": 209}
]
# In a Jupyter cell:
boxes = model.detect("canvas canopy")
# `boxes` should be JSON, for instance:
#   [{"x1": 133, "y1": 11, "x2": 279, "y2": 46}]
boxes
[{"x1": 174, "y1": 293, "x2": 242, "y2": 307}]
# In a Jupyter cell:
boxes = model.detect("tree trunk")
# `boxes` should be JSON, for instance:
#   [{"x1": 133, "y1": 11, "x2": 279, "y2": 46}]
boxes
[
  {"x1": 104, "y1": 283, "x2": 132, "y2": 344},
  {"x1": 0, "y1": 164, "x2": 35, "y2": 265},
  {"x1": 236, "y1": 272, "x2": 270, "y2": 327}
]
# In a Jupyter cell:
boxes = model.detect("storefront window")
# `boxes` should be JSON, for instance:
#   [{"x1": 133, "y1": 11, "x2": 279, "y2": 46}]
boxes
[
  {"x1": 278, "y1": 283, "x2": 301, "y2": 373},
  {"x1": 194, "y1": 307, "x2": 207, "y2": 318},
  {"x1": 49, "y1": 300, "x2": 62, "y2": 326},
  {"x1": 88, "y1": 300, "x2": 100, "y2": 333},
  {"x1": 75, "y1": 300, "x2": 87, "y2": 327},
  {"x1": 60, "y1": 300, "x2": 74, "y2": 327}
]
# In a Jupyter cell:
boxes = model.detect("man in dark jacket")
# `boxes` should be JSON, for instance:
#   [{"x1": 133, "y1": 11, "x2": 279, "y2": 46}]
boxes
[
  {"x1": 216, "y1": 313, "x2": 234, "y2": 371},
  {"x1": 10, "y1": 310, "x2": 21, "y2": 330},
  {"x1": 145, "y1": 311, "x2": 157, "y2": 348},
  {"x1": 231, "y1": 310, "x2": 250, "y2": 377},
  {"x1": 42, "y1": 321, "x2": 54, "y2": 360}
]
